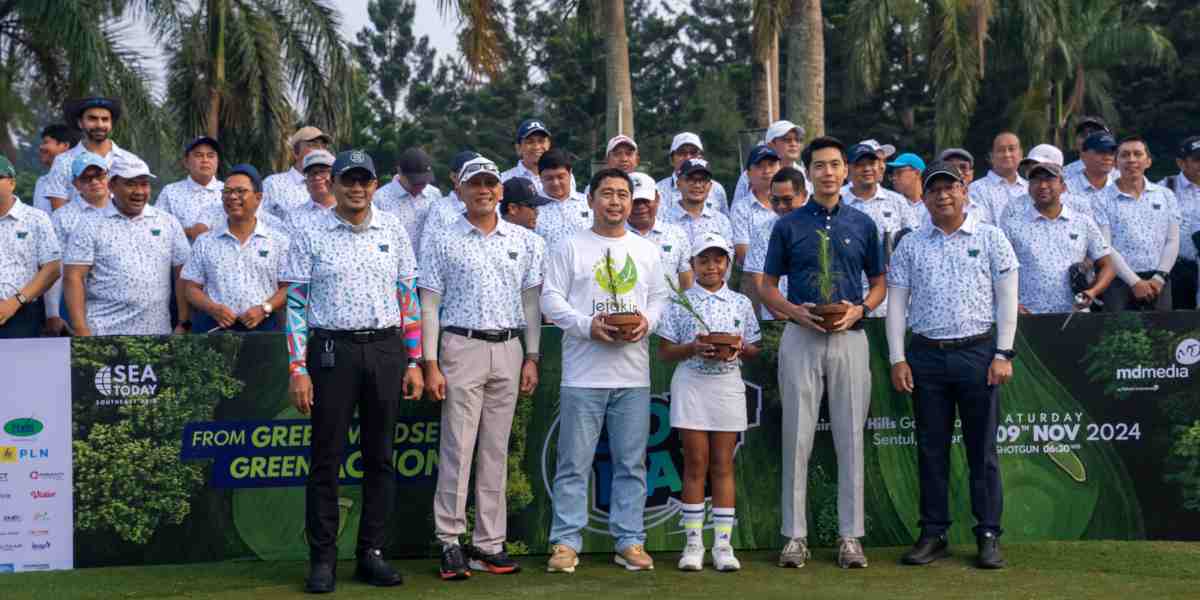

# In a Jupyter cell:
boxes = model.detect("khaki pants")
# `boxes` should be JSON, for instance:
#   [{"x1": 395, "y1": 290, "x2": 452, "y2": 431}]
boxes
[
  {"x1": 778, "y1": 324, "x2": 870, "y2": 539},
  {"x1": 432, "y1": 333, "x2": 522, "y2": 553}
]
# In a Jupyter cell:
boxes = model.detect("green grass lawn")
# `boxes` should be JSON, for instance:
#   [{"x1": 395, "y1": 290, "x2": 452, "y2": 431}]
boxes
[{"x1": 3, "y1": 542, "x2": 1197, "y2": 600}]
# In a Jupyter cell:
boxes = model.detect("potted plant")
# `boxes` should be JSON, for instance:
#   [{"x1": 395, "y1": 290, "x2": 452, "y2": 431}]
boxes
[
  {"x1": 597, "y1": 248, "x2": 642, "y2": 341},
  {"x1": 809, "y1": 229, "x2": 848, "y2": 332},
  {"x1": 665, "y1": 275, "x2": 741, "y2": 360}
]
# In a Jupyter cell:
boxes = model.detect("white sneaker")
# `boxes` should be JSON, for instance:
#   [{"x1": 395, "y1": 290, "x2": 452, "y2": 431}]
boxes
[
  {"x1": 677, "y1": 543, "x2": 705, "y2": 571},
  {"x1": 712, "y1": 544, "x2": 741, "y2": 572}
]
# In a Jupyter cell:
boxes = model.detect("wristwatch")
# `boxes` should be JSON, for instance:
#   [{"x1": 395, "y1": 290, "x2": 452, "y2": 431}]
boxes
[
  {"x1": 15, "y1": 292, "x2": 29, "y2": 305},
  {"x1": 525, "y1": 353, "x2": 541, "y2": 363},
  {"x1": 995, "y1": 348, "x2": 1016, "y2": 360},
  {"x1": 261, "y1": 302, "x2": 273, "y2": 315},
  {"x1": 1153, "y1": 270, "x2": 1170, "y2": 282},
  {"x1": 406, "y1": 359, "x2": 421, "y2": 369}
]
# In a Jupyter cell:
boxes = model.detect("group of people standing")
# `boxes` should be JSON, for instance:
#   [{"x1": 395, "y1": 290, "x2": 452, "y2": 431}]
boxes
[{"x1": 2, "y1": 95, "x2": 1197, "y2": 594}]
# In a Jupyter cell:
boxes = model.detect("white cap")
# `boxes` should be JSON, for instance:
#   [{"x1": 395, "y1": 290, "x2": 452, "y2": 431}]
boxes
[
  {"x1": 1023, "y1": 144, "x2": 1064, "y2": 166},
  {"x1": 859, "y1": 138, "x2": 897, "y2": 159},
  {"x1": 764, "y1": 120, "x2": 804, "y2": 144},
  {"x1": 629, "y1": 172, "x2": 657, "y2": 201},
  {"x1": 670, "y1": 132, "x2": 703, "y2": 154},
  {"x1": 692, "y1": 232, "x2": 732, "y2": 258},
  {"x1": 606, "y1": 134, "x2": 638, "y2": 155},
  {"x1": 457, "y1": 156, "x2": 501, "y2": 182},
  {"x1": 109, "y1": 156, "x2": 156, "y2": 179},
  {"x1": 302, "y1": 149, "x2": 336, "y2": 171}
]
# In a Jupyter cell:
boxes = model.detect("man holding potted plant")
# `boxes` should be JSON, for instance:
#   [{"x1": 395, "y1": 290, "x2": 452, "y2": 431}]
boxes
[
  {"x1": 541, "y1": 168, "x2": 670, "y2": 574},
  {"x1": 886, "y1": 161, "x2": 1019, "y2": 570},
  {"x1": 760, "y1": 137, "x2": 886, "y2": 570}
]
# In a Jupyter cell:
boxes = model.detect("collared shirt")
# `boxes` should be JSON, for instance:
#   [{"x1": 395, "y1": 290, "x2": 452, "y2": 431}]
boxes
[
  {"x1": 1001, "y1": 204, "x2": 1110, "y2": 314},
  {"x1": 664, "y1": 204, "x2": 734, "y2": 250},
  {"x1": 500, "y1": 161, "x2": 546, "y2": 195},
  {"x1": 1092, "y1": 179, "x2": 1182, "y2": 273},
  {"x1": 260, "y1": 168, "x2": 309, "y2": 221},
  {"x1": 764, "y1": 200, "x2": 882, "y2": 306},
  {"x1": 626, "y1": 219, "x2": 692, "y2": 285},
  {"x1": 888, "y1": 213, "x2": 1019, "y2": 339},
  {"x1": 656, "y1": 175, "x2": 729, "y2": 215},
  {"x1": 1065, "y1": 168, "x2": 1117, "y2": 200},
  {"x1": 842, "y1": 185, "x2": 920, "y2": 318},
  {"x1": 0, "y1": 199, "x2": 61, "y2": 297},
  {"x1": 373, "y1": 179, "x2": 441, "y2": 254},
  {"x1": 155, "y1": 176, "x2": 225, "y2": 229},
  {"x1": 731, "y1": 196, "x2": 778, "y2": 247},
  {"x1": 419, "y1": 215, "x2": 546, "y2": 330},
  {"x1": 195, "y1": 202, "x2": 286, "y2": 233},
  {"x1": 968, "y1": 170, "x2": 1028, "y2": 225},
  {"x1": 281, "y1": 208, "x2": 417, "y2": 330},
  {"x1": 180, "y1": 219, "x2": 290, "y2": 315},
  {"x1": 732, "y1": 164, "x2": 812, "y2": 211},
  {"x1": 51, "y1": 197, "x2": 108, "y2": 246},
  {"x1": 535, "y1": 194, "x2": 592, "y2": 250},
  {"x1": 32, "y1": 174, "x2": 55, "y2": 214},
  {"x1": 1162, "y1": 173, "x2": 1200, "y2": 263},
  {"x1": 743, "y1": 214, "x2": 789, "y2": 320},
  {"x1": 63, "y1": 204, "x2": 190, "y2": 335},
  {"x1": 997, "y1": 192, "x2": 1094, "y2": 226},
  {"x1": 656, "y1": 284, "x2": 761, "y2": 376},
  {"x1": 1065, "y1": 159, "x2": 1120, "y2": 182},
  {"x1": 44, "y1": 142, "x2": 140, "y2": 204},
  {"x1": 282, "y1": 200, "x2": 334, "y2": 235}
]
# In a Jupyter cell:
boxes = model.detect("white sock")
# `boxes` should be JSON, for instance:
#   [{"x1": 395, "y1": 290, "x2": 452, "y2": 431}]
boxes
[
  {"x1": 681, "y1": 502, "x2": 705, "y2": 546},
  {"x1": 712, "y1": 507, "x2": 735, "y2": 547}
]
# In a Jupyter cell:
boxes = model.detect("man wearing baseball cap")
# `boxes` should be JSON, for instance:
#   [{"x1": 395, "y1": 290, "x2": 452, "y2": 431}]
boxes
[
  {"x1": 281, "y1": 149, "x2": 338, "y2": 234},
  {"x1": 887, "y1": 161, "x2": 1019, "y2": 570},
  {"x1": 1065, "y1": 132, "x2": 1119, "y2": 201},
  {"x1": 500, "y1": 176, "x2": 551, "y2": 230},
  {"x1": 0, "y1": 155, "x2": 62, "y2": 338},
  {"x1": 63, "y1": 155, "x2": 191, "y2": 336},
  {"x1": 937, "y1": 148, "x2": 976, "y2": 187},
  {"x1": 420, "y1": 156, "x2": 545, "y2": 580},
  {"x1": 281, "y1": 149, "x2": 422, "y2": 593},
  {"x1": 968, "y1": 132, "x2": 1027, "y2": 225},
  {"x1": 1001, "y1": 158, "x2": 1116, "y2": 314},
  {"x1": 664, "y1": 158, "x2": 733, "y2": 250},
  {"x1": 425, "y1": 150, "x2": 486, "y2": 232},
  {"x1": 1064, "y1": 115, "x2": 1111, "y2": 179},
  {"x1": 733, "y1": 120, "x2": 809, "y2": 210},
  {"x1": 501, "y1": 119, "x2": 555, "y2": 193},
  {"x1": 887, "y1": 152, "x2": 927, "y2": 220},
  {"x1": 375, "y1": 147, "x2": 442, "y2": 254},
  {"x1": 1160, "y1": 135, "x2": 1200, "y2": 309},
  {"x1": 156, "y1": 136, "x2": 225, "y2": 242},
  {"x1": 1001, "y1": 144, "x2": 1093, "y2": 224},
  {"x1": 262, "y1": 126, "x2": 331, "y2": 221},
  {"x1": 656, "y1": 132, "x2": 729, "y2": 214},
  {"x1": 627, "y1": 171, "x2": 693, "y2": 290},
  {"x1": 731, "y1": 144, "x2": 781, "y2": 268},
  {"x1": 43, "y1": 152, "x2": 113, "y2": 335},
  {"x1": 44, "y1": 96, "x2": 141, "y2": 209}
]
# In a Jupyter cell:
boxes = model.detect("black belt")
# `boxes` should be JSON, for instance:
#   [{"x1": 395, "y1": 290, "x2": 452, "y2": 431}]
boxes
[
  {"x1": 444, "y1": 326, "x2": 520, "y2": 343},
  {"x1": 911, "y1": 332, "x2": 992, "y2": 350},
  {"x1": 312, "y1": 327, "x2": 399, "y2": 343}
]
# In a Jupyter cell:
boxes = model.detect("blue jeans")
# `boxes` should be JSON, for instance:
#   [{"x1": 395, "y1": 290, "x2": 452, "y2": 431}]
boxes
[{"x1": 549, "y1": 386, "x2": 650, "y2": 552}]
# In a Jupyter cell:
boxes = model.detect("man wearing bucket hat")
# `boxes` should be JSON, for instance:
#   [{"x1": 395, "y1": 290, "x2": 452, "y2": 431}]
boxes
[
  {"x1": 156, "y1": 136, "x2": 225, "y2": 242},
  {"x1": 44, "y1": 96, "x2": 141, "y2": 208},
  {"x1": 0, "y1": 155, "x2": 61, "y2": 338},
  {"x1": 419, "y1": 156, "x2": 546, "y2": 580},
  {"x1": 262, "y1": 126, "x2": 332, "y2": 220},
  {"x1": 63, "y1": 155, "x2": 191, "y2": 336},
  {"x1": 657, "y1": 132, "x2": 729, "y2": 214}
]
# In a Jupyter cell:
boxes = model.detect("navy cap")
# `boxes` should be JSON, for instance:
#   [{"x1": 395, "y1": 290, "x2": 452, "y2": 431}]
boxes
[
  {"x1": 1083, "y1": 132, "x2": 1118, "y2": 154},
  {"x1": 333, "y1": 149, "x2": 377, "y2": 179},
  {"x1": 227, "y1": 164, "x2": 263, "y2": 192},
  {"x1": 921, "y1": 160, "x2": 963, "y2": 188},
  {"x1": 746, "y1": 144, "x2": 781, "y2": 169},
  {"x1": 450, "y1": 150, "x2": 481, "y2": 174},
  {"x1": 184, "y1": 136, "x2": 222, "y2": 157},
  {"x1": 501, "y1": 178, "x2": 551, "y2": 208},
  {"x1": 679, "y1": 158, "x2": 713, "y2": 179},
  {"x1": 848, "y1": 143, "x2": 882, "y2": 164},
  {"x1": 516, "y1": 119, "x2": 551, "y2": 144},
  {"x1": 397, "y1": 147, "x2": 433, "y2": 184},
  {"x1": 1074, "y1": 115, "x2": 1109, "y2": 135},
  {"x1": 1177, "y1": 136, "x2": 1200, "y2": 159}
]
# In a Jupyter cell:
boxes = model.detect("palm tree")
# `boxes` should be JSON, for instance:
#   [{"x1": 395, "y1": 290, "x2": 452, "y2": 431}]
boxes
[
  {"x1": 786, "y1": 0, "x2": 823, "y2": 140},
  {"x1": 160, "y1": 0, "x2": 352, "y2": 170},
  {"x1": 751, "y1": 0, "x2": 788, "y2": 128}
]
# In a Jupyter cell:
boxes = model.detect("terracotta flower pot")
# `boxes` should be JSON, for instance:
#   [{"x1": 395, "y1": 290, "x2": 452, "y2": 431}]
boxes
[
  {"x1": 604, "y1": 312, "x2": 642, "y2": 341},
  {"x1": 698, "y1": 332, "x2": 742, "y2": 361},
  {"x1": 812, "y1": 303, "x2": 849, "y2": 333}
]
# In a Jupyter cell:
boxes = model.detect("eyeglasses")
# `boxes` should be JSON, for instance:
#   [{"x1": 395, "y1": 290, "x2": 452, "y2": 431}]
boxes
[
  {"x1": 222, "y1": 188, "x2": 255, "y2": 198},
  {"x1": 306, "y1": 168, "x2": 332, "y2": 181},
  {"x1": 78, "y1": 174, "x2": 107, "y2": 184}
]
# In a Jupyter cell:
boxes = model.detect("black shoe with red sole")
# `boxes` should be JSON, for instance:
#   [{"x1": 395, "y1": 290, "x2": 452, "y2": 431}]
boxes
[
  {"x1": 440, "y1": 544, "x2": 471, "y2": 580},
  {"x1": 467, "y1": 545, "x2": 522, "y2": 574}
]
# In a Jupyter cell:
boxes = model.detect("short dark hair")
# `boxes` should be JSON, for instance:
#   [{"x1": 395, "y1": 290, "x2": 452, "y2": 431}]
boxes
[
  {"x1": 771, "y1": 167, "x2": 808, "y2": 197},
  {"x1": 801, "y1": 136, "x2": 847, "y2": 169},
  {"x1": 1118, "y1": 135, "x2": 1149, "y2": 153},
  {"x1": 588, "y1": 168, "x2": 633, "y2": 199},
  {"x1": 538, "y1": 148, "x2": 573, "y2": 173},
  {"x1": 41, "y1": 123, "x2": 79, "y2": 146}
]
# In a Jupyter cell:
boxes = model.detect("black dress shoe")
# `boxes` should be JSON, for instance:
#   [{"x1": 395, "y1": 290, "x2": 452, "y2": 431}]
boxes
[
  {"x1": 901, "y1": 534, "x2": 949, "y2": 565},
  {"x1": 304, "y1": 562, "x2": 336, "y2": 594},
  {"x1": 355, "y1": 548, "x2": 404, "y2": 586},
  {"x1": 976, "y1": 532, "x2": 1006, "y2": 569}
]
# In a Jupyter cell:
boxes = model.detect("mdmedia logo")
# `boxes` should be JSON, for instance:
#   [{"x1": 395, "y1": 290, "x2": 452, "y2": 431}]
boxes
[
  {"x1": 94, "y1": 363, "x2": 159, "y2": 406},
  {"x1": 3, "y1": 418, "x2": 43, "y2": 438},
  {"x1": 1114, "y1": 338, "x2": 1198, "y2": 382}
]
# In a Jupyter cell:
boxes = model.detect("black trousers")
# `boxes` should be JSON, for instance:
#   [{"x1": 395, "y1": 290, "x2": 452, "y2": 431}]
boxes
[
  {"x1": 0, "y1": 298, "x2": 45, "y2": 339},
  {"x1": 1170, "y1": 259, "x2": 1197, "y2": 310},
  {"x1": 305, "y1": 330, "x2": 406, "y2": 563},
  {"x1": 908, "y1": 339, "x2": 1003, "y2": 537},
  {"x1": 1101, "y1": 273, "x2": 1172, "y2": 312}
]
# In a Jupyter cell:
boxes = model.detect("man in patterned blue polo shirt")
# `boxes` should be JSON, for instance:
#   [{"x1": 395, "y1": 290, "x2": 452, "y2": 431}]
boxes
[
  {"x1": 419, "y1": 157, "x2": 545, "y2": 580},
  {"x1": 0, "y1": 156, "x2": 61, "y2": 338},
  {"x1": 760, "y1": 136, "x2": 885, "y2": 570},
  {"x1": 665, "y1": 158, "x2": 734, "y2": 250},
  {"x1": 886, "y1": 161, "x2": 1019, "y2": 570}
]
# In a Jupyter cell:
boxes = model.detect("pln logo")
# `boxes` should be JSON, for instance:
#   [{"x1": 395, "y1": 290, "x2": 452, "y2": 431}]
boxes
[
  {"x1": 94, "y1": 364, "x2": 159, "y2": 405},
  {"x1": 0, "y1": 447, "x2": 44, "y2": 463}
]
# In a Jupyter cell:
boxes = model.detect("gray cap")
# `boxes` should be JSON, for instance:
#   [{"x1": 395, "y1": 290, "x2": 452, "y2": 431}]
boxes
[
  {"x1": 302, "y1": 149, "x2": 336, "y2": 172},
  {"x1": 922, "y1": 161, "x2": 963, "y2": 188},
  {"x1": 937, "y1": 148, "x2": 974, "y2": 164}
]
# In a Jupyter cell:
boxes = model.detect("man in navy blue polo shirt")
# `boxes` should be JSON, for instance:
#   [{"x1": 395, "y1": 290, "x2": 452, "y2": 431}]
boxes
[{"x1": 760, "y1": 136, "x2": 885, "y2": 570}]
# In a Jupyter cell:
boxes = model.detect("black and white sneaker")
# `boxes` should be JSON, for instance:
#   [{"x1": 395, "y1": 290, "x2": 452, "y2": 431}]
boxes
[{"x1": 467, "y1": 545, "x2": 522, "y2": 574}]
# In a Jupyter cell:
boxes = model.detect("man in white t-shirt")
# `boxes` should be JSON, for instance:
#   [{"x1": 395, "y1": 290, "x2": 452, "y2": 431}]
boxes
[{"x1": 541, "y1": 167, "x2": 669, "y2": 575}]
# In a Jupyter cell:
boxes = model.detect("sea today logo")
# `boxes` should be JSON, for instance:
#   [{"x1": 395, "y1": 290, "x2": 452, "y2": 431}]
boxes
[{"x1": 94, "y1": 363, "x2": 159, "y2": 406}]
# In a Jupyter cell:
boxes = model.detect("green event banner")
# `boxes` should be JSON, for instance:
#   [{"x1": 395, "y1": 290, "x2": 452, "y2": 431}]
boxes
[{"x1": 68, "y1": 312, "x2": 1200, "y2": 567}]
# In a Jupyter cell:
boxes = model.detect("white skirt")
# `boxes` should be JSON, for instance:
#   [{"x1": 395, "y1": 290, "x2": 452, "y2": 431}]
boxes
[{"x1": 669, "y1": 366, "x2": 747, "y2": 432}]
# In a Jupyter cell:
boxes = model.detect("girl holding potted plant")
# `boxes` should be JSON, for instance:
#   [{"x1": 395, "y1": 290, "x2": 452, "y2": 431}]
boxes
[{"x1": 656, "y1": 233, "x2": 761, "y2": 573}]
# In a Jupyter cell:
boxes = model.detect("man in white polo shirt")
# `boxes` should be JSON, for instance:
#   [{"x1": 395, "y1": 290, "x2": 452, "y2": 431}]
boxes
[
  {"x1": 733, "y1": 120, "x2": 809, "y2": 209},
  {"x1": 262, "y1": 126, "x2": 331, "y2": 220},
  {"x1": 657, "y1": 132, "x2": 729, "y2": 213},
  {"x1": 969, "y1": 132, "x2": 1027, "y2": 225},
  {"x1": 155, "y1": 136, "x2": 224, "y2": 242}
]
